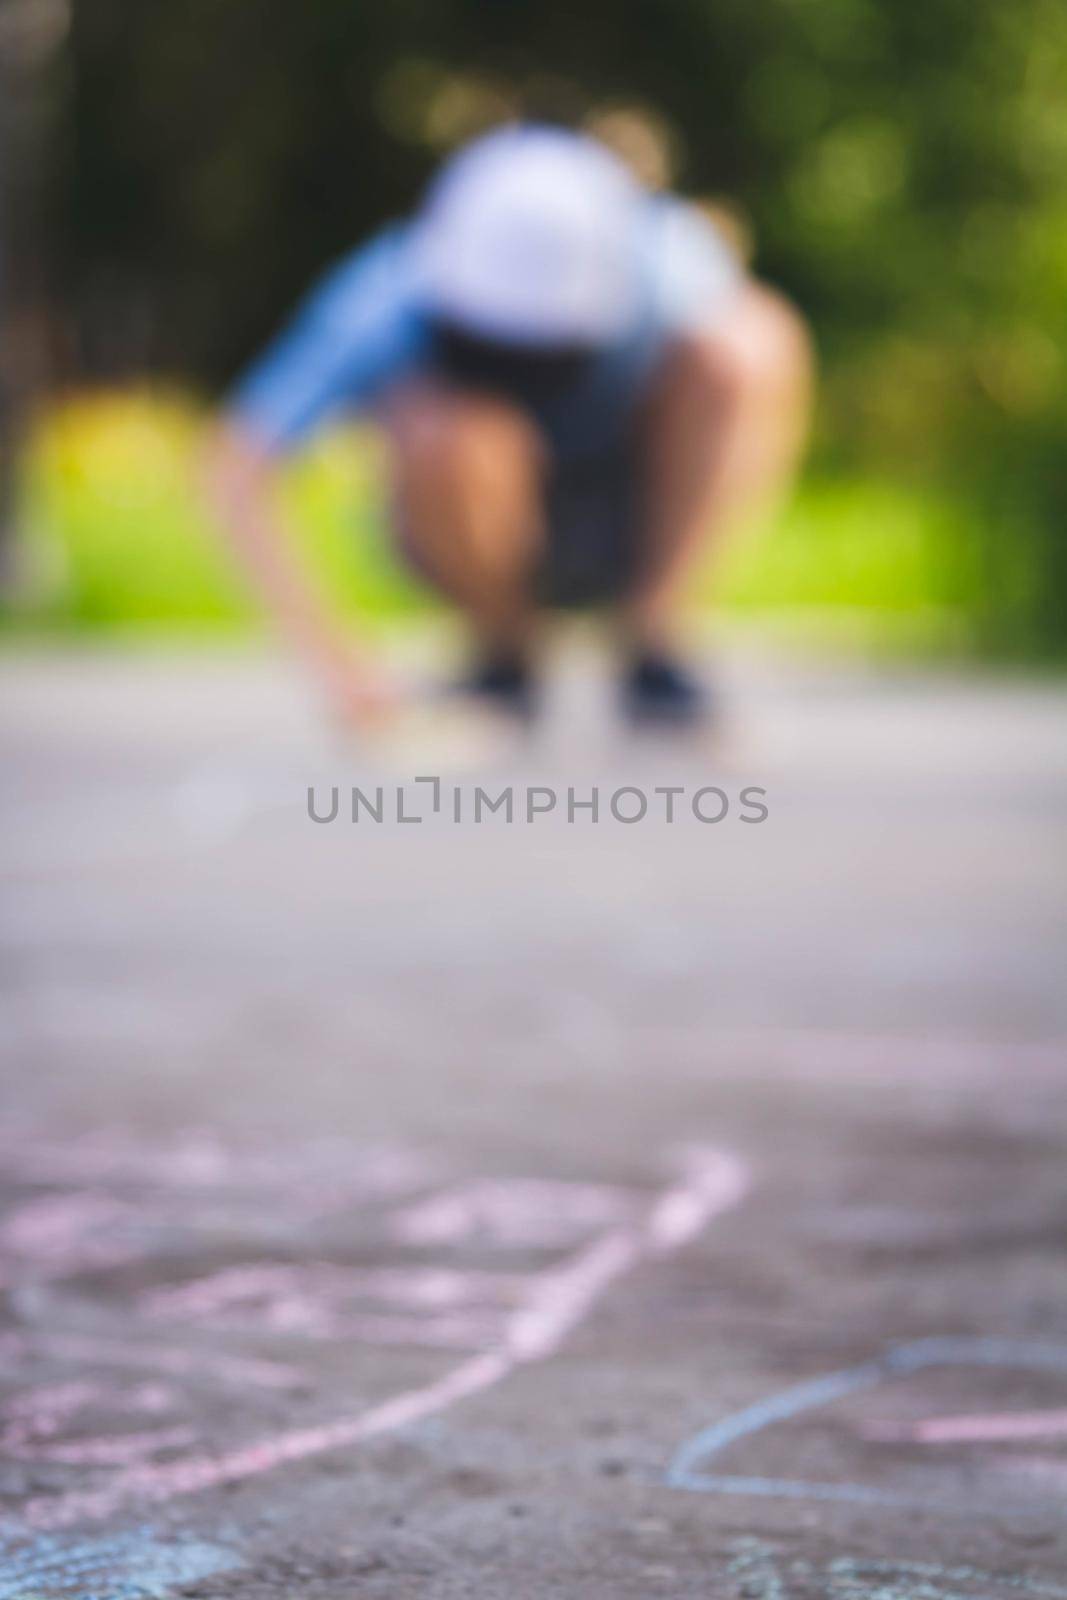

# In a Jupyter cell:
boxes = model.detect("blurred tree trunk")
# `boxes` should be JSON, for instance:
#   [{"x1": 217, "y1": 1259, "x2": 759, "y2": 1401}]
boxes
[
  {"x1": 0, "y1": 0, "x2": 68, "y2": 585},
  {"x1": 0, "y1": 48, "x2": 18, "y2": 580}
]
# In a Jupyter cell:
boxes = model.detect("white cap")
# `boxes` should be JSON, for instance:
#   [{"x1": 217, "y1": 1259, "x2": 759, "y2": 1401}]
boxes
[{"x1": 413, "y1": 125, "x2": 644, "y2": 348}]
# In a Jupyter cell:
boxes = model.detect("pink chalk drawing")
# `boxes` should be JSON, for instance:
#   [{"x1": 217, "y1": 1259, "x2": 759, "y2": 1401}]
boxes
[
  {"x1": 4, "y1": 1331, "x2": 307, "y2": 1391},
  {"x1": 864, "y1": 1408, "x2": 1067, "y2": 1444},
  {"x1": 390, "y1": 1178, "x2": 638, "y2": 1248},
  {"x1": 135, "y1": 1261, "x2": 531, "y2": 1348},
  {"x1": 0, "y1": 1373, "x2": 197, "y2": 1471},
  {"x1": 14, "y1": 1424, "x2": 199, "y2": 1467},
  {"x1": 0, "y1": 1130, "x2": 750, "y2": 1532},
  {"x1": 0, "y1": 1128, "x2": 435, "y2": 1201},
  {"x1": 143, "y1": 1261, "x2": 530, "y2": 1315},
  {"x1": 0, "y1": 1129, "x2": 442, "y2": 1295},
  {"x1": 0, "y1": 1193, "x2": 145, "y2": 1287},
  {"x1": 2, "y1": 1378, "x2": 164, "y2": 1431}
]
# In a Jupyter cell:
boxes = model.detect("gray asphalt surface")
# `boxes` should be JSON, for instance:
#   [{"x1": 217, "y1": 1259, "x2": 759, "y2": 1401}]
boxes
[{"x1": 2, "y1": 643, "x2": 1066, "y2": 1598}]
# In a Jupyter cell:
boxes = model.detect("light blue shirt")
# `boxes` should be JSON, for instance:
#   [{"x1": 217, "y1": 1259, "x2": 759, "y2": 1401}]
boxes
[{"x1": 230, "y1": 198, "x2": 740, "y2": 455}]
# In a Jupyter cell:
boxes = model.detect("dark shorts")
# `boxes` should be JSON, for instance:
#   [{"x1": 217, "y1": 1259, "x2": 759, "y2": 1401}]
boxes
[{"x1": 421, "y1": 321, "x2": 665, "y2": 608}]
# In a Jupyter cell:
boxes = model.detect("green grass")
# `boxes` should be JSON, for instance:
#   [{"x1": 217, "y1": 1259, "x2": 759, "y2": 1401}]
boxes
[
  {"x1": 14, "y1": 389, "x2": 422, "y2": 632},
  {"x1": 6, "y1": 387, "x2": 977, "y2": 649}
]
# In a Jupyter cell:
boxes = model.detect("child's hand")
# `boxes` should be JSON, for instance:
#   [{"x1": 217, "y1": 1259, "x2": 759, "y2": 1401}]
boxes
[{"x1": 318, "y1": 651, "x2": 400, "y2": 732}]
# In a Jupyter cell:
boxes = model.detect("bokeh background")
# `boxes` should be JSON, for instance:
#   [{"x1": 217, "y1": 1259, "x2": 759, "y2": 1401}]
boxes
[
  {"x1": 2, "y1": 0, "x2": 1065, "y2": 653},
  {"x1": 3, "y1": 11, "x2": 1067, "y2": 1583}
]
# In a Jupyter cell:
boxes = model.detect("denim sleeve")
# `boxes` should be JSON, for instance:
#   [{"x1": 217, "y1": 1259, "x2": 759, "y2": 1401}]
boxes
[{"x1": 228, "y1": 226, "x2": 425, "y2": 453}]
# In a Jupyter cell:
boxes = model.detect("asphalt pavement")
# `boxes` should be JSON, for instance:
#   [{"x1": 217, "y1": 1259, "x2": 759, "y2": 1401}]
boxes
[{"x1": 2, "y1": 642, "x2": 1066, "y2": 1598}]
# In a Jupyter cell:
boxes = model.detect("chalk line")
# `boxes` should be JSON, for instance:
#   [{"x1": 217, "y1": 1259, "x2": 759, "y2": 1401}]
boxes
[
  {"x1": 829, "y1": 1556, "x2": 1067, "y2": 1600},
  {"x1": 390, "y1": 1178, "x2": 635, "y2": 1249},
  {"x1": 725, "y1": 1542, "x2": 1067, "y2": 1600},
  {"x1": 17, "y1": 1147, "x2": 749, "y2": 1532},
  {"x1": 0, "y1": 1330, "x2": 305, "y2": 1392},
  {"x1": 865, "y1": 1407, "x2": 1067, "y2": 1444},
  {"x1": 0, "y1": 1529, "x2": 238, "y2": 1600},
  {"x1": 668, "y1": 1335, "x2": 1067, "y2": 1516}
]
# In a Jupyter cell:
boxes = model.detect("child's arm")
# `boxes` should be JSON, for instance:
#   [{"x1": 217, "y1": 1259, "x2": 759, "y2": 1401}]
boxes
[
  {"x1": 204, "y1": 423, "x2": 394, "y2": 727},
  {"x1": 206, "y1": 230, "x2": 422, "y2": 725}
]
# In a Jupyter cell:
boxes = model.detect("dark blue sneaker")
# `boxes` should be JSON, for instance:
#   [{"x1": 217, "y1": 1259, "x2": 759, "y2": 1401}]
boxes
[
  {"x1": 454, "y1": 651, "x2": 537, "y2": 721},
  {"x1": 621, "y1": 650, "x2": 709, "y2": 729}
]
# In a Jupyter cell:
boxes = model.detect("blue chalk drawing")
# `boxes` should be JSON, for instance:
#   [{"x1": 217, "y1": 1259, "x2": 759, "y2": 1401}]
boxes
[
  {"x1": 0, "y1": 1526, "x2": 238, "y2": 1599},
  {"x1": 830, "y1": 1557, "x2": 1067, "y2": 1600},
  {"x1": 667, "y1": 1335, "x2": 1067, "y2": 1514},
  {"x1": 725, "y1": 1542, "x2": 1067, "y2": 1600}
]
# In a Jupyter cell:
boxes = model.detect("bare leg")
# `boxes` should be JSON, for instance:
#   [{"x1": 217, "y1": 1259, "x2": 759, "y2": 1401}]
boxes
[
  {"x1": 624, "y1": 283, "x2": 813, "y2": 650},
  {"x1": 383, "y1": 383, "x2": 547, "y2": 658}
]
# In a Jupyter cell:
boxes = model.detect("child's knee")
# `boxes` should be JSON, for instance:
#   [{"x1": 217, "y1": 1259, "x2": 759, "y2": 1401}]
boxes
[{"x1": 389, "y1": 387, "x2": 541, "y2": 501}]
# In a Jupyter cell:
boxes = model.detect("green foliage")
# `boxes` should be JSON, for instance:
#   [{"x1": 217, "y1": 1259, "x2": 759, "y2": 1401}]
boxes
[
  {"x1": 22, "y1": 0, "x2": 1067, "y2": 651},
  {"x1": 13, "y1": 390, "x2": 976, "y2": 649},
  {"x1": 17, "y1": 393, "x2": 421, "y2": 631}
]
